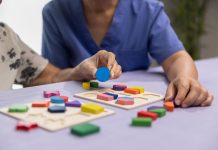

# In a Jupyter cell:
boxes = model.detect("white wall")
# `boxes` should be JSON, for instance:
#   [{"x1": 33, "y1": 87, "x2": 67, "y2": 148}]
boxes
[{"x1": 0, "y1": 0, "x2": 51, "y2": 54}]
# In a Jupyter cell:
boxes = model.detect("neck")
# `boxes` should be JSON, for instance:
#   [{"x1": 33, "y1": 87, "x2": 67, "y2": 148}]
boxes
[{"x1": 82, "y1": 0, "x2": 119, "y2": 13}]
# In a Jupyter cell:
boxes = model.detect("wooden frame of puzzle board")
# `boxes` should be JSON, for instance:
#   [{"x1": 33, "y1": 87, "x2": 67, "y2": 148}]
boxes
[
  {"x1": 74, "y1": 88, "x2": 164, "y2": 110},
  {"x1": 0, "y1": 103, "x2": 114, "y2": 132}
]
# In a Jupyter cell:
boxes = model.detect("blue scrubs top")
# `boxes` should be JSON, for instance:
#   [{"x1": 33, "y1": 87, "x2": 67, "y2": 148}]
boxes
[{"x1": 42, "y1": 0, "x2": 184, "y2": 71}]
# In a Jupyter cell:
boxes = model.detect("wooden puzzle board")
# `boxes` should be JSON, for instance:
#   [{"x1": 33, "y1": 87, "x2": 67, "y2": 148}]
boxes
[
  {"x1": 74, "y1": 88, "x2": 164, "y2": 110},
  {"x1": 0, "y1": 103, "x2": 114, "y2": 132}
]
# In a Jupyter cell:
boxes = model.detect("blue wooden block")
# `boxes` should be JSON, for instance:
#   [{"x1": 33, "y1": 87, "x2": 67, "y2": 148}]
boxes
[
  {"x1": 48, "y1": 106, "x2": 66, "y2": 113},
  {"x1": 95, "y1": 67, "x2": 110, "y2": 82},
  {"x1": 50, "y1": 96, "x2": 65, "y2": 104},
  {"x1": 103, "y1": 93, "x2": 118, "y2": 99},
  {"x1": 117, "y1": 96, "x2": 134, "y2": 100}
]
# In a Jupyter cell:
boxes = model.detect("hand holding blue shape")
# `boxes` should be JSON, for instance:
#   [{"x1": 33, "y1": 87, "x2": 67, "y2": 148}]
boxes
[{"x1": 95, "y1": 67, "x2": 110, "y2": 82}]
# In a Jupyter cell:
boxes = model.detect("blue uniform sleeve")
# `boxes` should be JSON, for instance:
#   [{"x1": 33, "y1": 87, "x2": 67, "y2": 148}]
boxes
[
  {"x1": 148, "y1": 3, "x2": 185, "y2": 64},
  {"x1": 42, "y1": 4, "x2": 71, "y2": 69}
]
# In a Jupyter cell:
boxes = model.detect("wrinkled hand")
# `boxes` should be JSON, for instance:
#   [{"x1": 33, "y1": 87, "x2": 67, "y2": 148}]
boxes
[
  {"x1": 74, "y1": 50, "x2": 122, "y2": 81},
  {"x1": 165, "y1": 76, "x2": 213, "y2": 107}
]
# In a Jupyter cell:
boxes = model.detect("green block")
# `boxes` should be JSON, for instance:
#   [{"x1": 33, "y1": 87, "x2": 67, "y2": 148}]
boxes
[
  {"x1": 90, "y1": 82, "x2": 99, "y2": 88},
  {"x1": 131, "y1": 117, "x2": 152, "y2": 127},
  {"x1": 71, "y1": 123, "x2": 100, "y2": 136},
  {"x1": 148, "y1": 108, "x2": 166, "y2": 117},
  {"x1": 8, "y1": 104, "x2": 28, "y2": 113}
]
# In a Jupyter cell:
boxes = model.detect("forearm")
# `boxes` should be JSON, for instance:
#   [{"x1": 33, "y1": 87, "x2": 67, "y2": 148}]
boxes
[{"x1": 162, "y1": 51, "x2": 198, "y2": 82}]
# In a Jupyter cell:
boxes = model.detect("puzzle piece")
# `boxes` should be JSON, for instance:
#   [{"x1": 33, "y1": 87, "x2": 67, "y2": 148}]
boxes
[
  {"x1": 116, "y1": 97, "x2": 134, "y2": 105},
  {"x1": 50, "y1": 96, "x2": 65, "y2": 104},
  {"x1": 137, "y1": 111, "x2": 158, "y2": 121},
  {"x1": 95, "y1": 67, "x2": 110, "y2": 82},
  {"x1": 8, "y1": 105, "x2": 28, "y2": 113},
  {"x1": 130, "y1": 86, "x2": 144, "y2": 93},
  {"x1": 112, "y1": 84, "x2": 127, "y2": 91},
  {"x1": 124, "y1": 88, "x2": 140, "y2": 94},
  {"x1": 131, "y1": 117, "x2": 152, "y2": 127},
  {"x1": 147, "y1": 106, "x2": 164, "y2": 111},
  {"x1": 70, "y1": 123, "x2": 100, "y2": 136},
  {"x1": 32, "y1": 101, "x2": 50, "y2": 107},
  {"x1": 90, "y1": 82, "x2": 99, "y2": 88},
  {"x1": 48, "y1": 106, "x2": 66, "y2": 113},
  {"x1": 65, "y1": 100, "x2": 81, "y2": 107},
  {"x1": 164, "y1": 101, "x2": 174, "y2": 112},
  {"x1": 148, "y1": 108, "x2": 166, "y2": 117},
  {"x1": 81, "y1": 103, "x2": 104, "y2": 114},
  {"x1": 43, "y1": 90, "x2": 60, "y2": 98},
  {"x1": 16, "y1": 121, "x2": 38, "y2": 131},
  {"x1": 59, "y1": 96, "x2": 69, "y2": 103},
  {"x1": 97, "y1": 93, "x2": 114, "y2": 101},
  {"x1": 82, "y1": 82, "x2": 90, "y2": 90},
  {"x1": 103, "y1": 92, "x2": 118, "y2": 99}
]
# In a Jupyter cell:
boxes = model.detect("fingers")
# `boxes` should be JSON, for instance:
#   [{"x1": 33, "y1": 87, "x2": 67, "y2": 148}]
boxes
[
  {"x1": 192, "y1": 87, "x2": 209, "y2": 106},
  {"x1": 110, "y1": 62, "x2": 122, "y2": 79},
  {"x1": 96, "y1": 50, "x2": 116, "y2": 69},
  {"x1": 174, "y1": 80, "x2": 190, "y2": 106},
  {"x1": 201, "y1": 94, "x2": 214, "y2": 107},
  {"x1": 180, "y1": 85, "x2": 199, "y2": 108},
  {"x1": 165, "y1": 82, "x2": 176, "y2": 101}
]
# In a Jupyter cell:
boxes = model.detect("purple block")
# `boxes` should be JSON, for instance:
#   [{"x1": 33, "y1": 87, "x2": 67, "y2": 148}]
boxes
[
  {"x1": 147, "y1": 106, "x2": 164, "y2": 111},
  {"x1": 112, "y1": 85, "x2": 127, "y2": 91},
  {"x1": 65, "y1": 100, "x2": 81, "y2": 107}
]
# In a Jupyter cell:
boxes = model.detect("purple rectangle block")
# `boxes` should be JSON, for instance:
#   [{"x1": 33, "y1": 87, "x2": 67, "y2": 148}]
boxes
[
  {"x1": 147, "y1": 106, "x2": 164, "y2": 111},
  {"x1": 65, "y1": 100, "x2": 81, "y2": 107}
]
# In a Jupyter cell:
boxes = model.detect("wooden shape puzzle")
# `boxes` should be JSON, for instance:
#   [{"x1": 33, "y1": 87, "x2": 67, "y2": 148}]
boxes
[
  {"x1": 81, "y1": 103, "x2": 104, "y2": 114},
  {"x1": 137, "y1": 111, "x2": 158, "y2": 121},
  {"x1": 131, "y1": 117, "x2": 152, "y2": 127},
  {"x1": 43, "y1": 91, "x2": 60, "y2": 98},
  {"x1": 74, "y1": 88, "x2": 164, "y2": 110},
  {"x1": 16, "y1": 121, "x2": 38, "y2": 131},
  {"x1": 70, "y1": 123, "x2": 100, "y2": 136},
  {"x1": 32, "y1": 101, "x2": 50, "y2": 108},
  {"x1": 0, "y1": 102, "x2": 114, "y2": 132},
  {"x1": 124, "y1": 88, "x2": 140, "y2": 94},
  {"x1": 82, "y1": 82, "x2": 90, "y2": 90},
  {"x1": 164, "y1": 101, "x2": 174, "y2": 112}
]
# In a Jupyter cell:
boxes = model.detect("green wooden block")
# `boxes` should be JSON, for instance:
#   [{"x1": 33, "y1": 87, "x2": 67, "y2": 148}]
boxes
[
  {"x1": 90, "y1": 82, "x2": 99, "y2": 88},
  {"x1": 8, "y1": 104, "x2": 28, "y2": 113},
  {"x1": 131, "y1": 117, "x2": 152, "y2": 127},
  {"x1": 148, "y1": 108, "x2": 166, "y2": 117},
  {"x1": 71, "y1": 123, "x2": 100, "y2": 136}
]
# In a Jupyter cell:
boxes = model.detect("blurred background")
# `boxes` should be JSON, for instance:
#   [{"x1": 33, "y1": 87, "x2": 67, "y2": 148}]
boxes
[{"x1": 0, "y1": 0, "x2": 217, "y2": 60}]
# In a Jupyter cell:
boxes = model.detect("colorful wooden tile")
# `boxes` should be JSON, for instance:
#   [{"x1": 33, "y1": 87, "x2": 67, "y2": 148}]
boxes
[
  {"x1": 95, "y1": 67, "x2": 110, "y2": 82},
  {"x1": 147, "y1": 106, "x2": 164, "y2": 111},
  {"x1": 43, "y1": 90, "x2": 60, "y2": 98},
  {"x1": 131, "y1": 117, "x2": 152, "y2": 127},
  {"x1": 112, "y1": 84, "x2": 127, "y2": 91},
  {"x1": 65, "y1": 100, "x2": 81, "y2": 107},
  {"x1": 164, "y1": 101, "x2": 174, "y2": 112},
  {"x1": 32, "y1": 101, "x2": 50, "y2": 107},
  {"x1": 130, "y1": 86, "x2": 144, "y2": 93},
  {"x1": 137, "y1": 111, "x2": 158, "y2": 121},
  {"x1": 116, "y1": 97, "x2": 134, "y2": 105},
  {"x1": 71, "y1": 123, "x2": 100, "y2": 136},
  {"x1": 82, "y1": 82, "x2": 90, "y2": 90},
  {"x1": 48, "y1": 105, "x2": 66, "y2": 113},
  {"x1": 148, "y1": 108, "x2": 166, "y2": 117},
  {"x1": 16, "y1": 121, "x2": 38, "y2": 131},
  {"x1": 50, "y1": 96, "x2": 65, "y2": 104},
  {"x1": 124, "y1": 88, "x2": 140, "y2": 94},
  {"x1": 90, "y1": 82, "x2": 99, "y2": 88},
  {"x1": 8, "y1": 105, "x2": 28, "y2": 113},
  {"x1": 97, "y1": 93, "x2": 114, "y2": 101},
  {"x1": 81, "y1": 103, "x2": 104, "y2": 114},
  {"x1": 59, "y1": 96, "x2": 69, "y2": 103},
  {"x1": 103, "y1": 92, "x2": 118, "y2": 99}
]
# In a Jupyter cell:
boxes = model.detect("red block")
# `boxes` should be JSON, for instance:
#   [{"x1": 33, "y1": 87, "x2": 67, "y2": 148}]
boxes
[
  {"x1": 137, "y1": 111, "x2": 158, "y2": 121},
  {"x1": 32, "y1": 101, "x2": 50, "y2": 107},
  {"x1": 59, "y1": 96, "x2": 69, "y2": 103},
  {"x1": 16, "y1": 121, "x2": 38, "y2": 131}
]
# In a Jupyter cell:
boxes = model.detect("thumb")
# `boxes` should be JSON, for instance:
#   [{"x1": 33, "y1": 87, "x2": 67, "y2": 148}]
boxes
[{"x1": 165, "y1": 82, "x2": 176, "y2": 101}]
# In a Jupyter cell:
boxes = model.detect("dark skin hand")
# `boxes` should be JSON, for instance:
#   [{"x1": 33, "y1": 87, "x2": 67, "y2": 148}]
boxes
[{"x1": 162, "y1": 51, "x2": 213, "y2": 107}]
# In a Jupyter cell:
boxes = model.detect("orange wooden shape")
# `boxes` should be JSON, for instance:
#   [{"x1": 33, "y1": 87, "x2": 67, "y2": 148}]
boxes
[
  {"x1": 32, "y1": 101, "x2": 50, "y2": 107},
  {"x1": 164, "y1": 101, "x2": 174, "y2": 112},
  {"x1": 124, "y1": 88, "x2": 140, "y2": 94}
]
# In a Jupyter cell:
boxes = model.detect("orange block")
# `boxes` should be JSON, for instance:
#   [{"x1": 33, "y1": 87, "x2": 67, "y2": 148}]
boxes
[
  {"x1": 164, "y1": 101, "x2": 174, "y2": 112},
  {"x1": 32, "y1": 101, "x2": 50, "y2": 107},
  {"x1": 124, "y1": 88, "x2": 140, "y2": 94}
]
